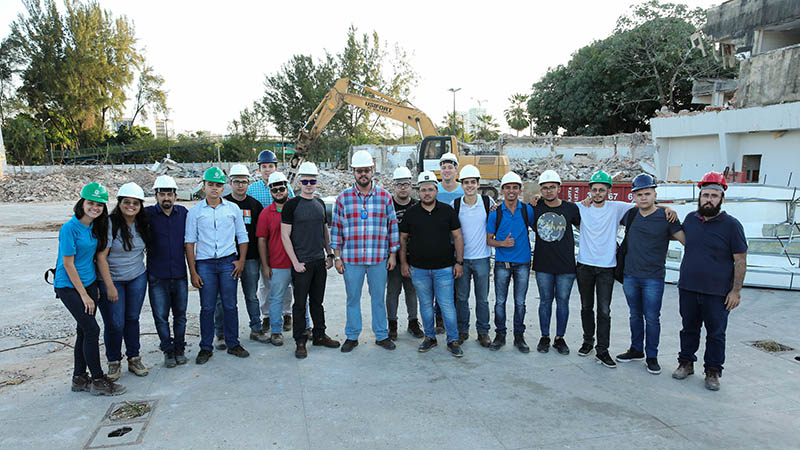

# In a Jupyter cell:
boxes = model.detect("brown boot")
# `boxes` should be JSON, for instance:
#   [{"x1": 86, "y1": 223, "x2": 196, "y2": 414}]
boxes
[
  {"x1": 672, "y1": 360, "x2": 694, "y2": 380},
  {"x1": 435, "y1": 317, "x2": 445, "y2": 334},
  {"x1": 90, "y1": 375, "x2": 126, "y2": 396},
  {"x1": 312, "y1": 334, "x2": 341, "y2": 348},
  {"x1": 407, "y1": 319, "x2": 424, "y2": 338},
  {"x1": 457, "y1": 332, "x2": 469, "y2": 345},
  {"x1": 705, "y1": 368, "x2": 721, "y2": 391},
  {"x1": 477, "y1": 333, "x2": 491, "y2": 348},
  {"x1": 71, "y1": 373, "x2": 91, "y2": 392},
  {"x1": 295, "y1": 342, "x2": 308, "y2": 359},
  {"x1": 388, "y1": 320, "x2": 398, "y2": 341}
]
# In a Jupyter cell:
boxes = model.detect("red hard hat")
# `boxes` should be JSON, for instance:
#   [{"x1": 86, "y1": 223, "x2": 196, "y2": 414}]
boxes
[{"x1": 698, "y1": 171, "x2": 728, "y2": 190}]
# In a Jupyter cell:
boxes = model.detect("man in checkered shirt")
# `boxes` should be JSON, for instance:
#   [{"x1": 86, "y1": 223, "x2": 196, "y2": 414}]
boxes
[{"x1": 331, "y1": 150, "x2": 400, "y2": 353}]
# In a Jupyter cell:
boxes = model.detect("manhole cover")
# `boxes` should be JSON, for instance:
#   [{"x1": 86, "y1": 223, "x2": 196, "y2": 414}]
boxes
[
  {"x1": 84, "y1": 399, "x2": 158, "y2": 449},
  {"x1": 749, "y1": 340, "x2": 794, "y2": 353}
]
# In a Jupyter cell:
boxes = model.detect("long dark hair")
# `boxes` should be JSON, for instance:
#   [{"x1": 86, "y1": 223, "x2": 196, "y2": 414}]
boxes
[
  {"x1": 109, "y1": 198, "x2": 151, "y2": 251},
  {"x1": 73, "y1": 198, "x2": 109, "y2": 251}
]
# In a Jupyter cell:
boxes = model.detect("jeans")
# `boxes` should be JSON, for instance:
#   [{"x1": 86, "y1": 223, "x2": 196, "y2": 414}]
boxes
[
  {"x1": 215, "y1": 259, "x2": 262, "y2": 335},
  {"x1": 197, "y1": 255, "x2": 240, "y2": 352},
  {"x1": 386, "y1": 264, "x2": 418, "y2": 321},
  {"x1": 536, "y1": 272, "x2": 576, "y2": 338},
  {"x1": 410, "y1": 266, "x2": 458, "y2": 343},
  {"x1": 291, "y1": 259, "x2": 328, "y2": 343},
  {"x1": 623, "y1": 276, "x2": 665, "y2": 358},
  {"x1": 455, "y1": 257, "x2": 491, "y2": 334},
  {"x1": 148, "y1": 276, "x2": 188, "y2": 353},
  {"x1": 678, "y1": 289, "x2": 730, "y2": 373},
  {"x1": 258, "y1": 273, "x2": 293, "y2": 317},
  {"x1": 56, "y1": 283, "x2": 103, "y2": 379},
  {"x1": 493, "y1": 262, "x2": 530, "y2": 336},
  {"x1": 343, "y1": 261, "x2": 389, "y2": 341},
  {"x1": 97, "y1": 271, "x2": 148, "y2": 362},
  {"x1": 576, "y1": 263, "x2": 615, "y2": 353}
]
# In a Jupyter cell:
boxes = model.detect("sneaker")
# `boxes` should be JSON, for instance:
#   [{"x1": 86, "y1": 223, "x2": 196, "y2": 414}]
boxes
[
  {"x1": 388, "y1": 320, "x2": 398, "y2": 341},
  {"x1": 271, "y1": 333, "x2": 284, "y2": 346},
  {"x1": 537, "y1": 336, "x2": 551, "y2": 353},
  {"x1": 646, "y1": 358, "x2": 661, "y2": 375},
  {"x1": 616, "y1": 348, "x2": 645, "y2": 362},
  {"x1": 249, "y1": 330, "x2": 271, "y2": 343},
  {"x1": 71, "y1": 373, "x2": 91, "y2": 392},
  {"x1": 341, "y1": 339, "x2": 359, "y2": 353},
  {"x1": 407, "y1": 319, "x2": 424, "y2": 338},
  {"x1": 490, "y1": 333, "x2": 506, "y2": 351},
  {"x1": 227, "y1": 345, "x2": 250, "y2": 358},
  {"x1": 164, "y1": 351, "x2": 177, "y2": 368},
  {"x1": 553, "y1": 337, "x2": 570, "y2": 355},
  {"x1": 513, "y1": 334, "x2": 530, "y2": 353},
  {"x1": 418, "y1": 337, "x2": 438, "y2": 352},
  {"x1": 376, "y1": 338, "x2": 396, "y2": 350},
  {"x1": 578, "y1": 342, "x2": 594, "y2": 357},
  {"x1": 90, "y1": 375, "x2": 126, "y2": 396},
  {"x1": 435, "y1": 317, "x2": 445, "y2": 334},
  {"x1": 704, "y1": 368, "x2": 721, "y2": 391},
  {"x1": 283, "y1": 314, "x2": 292, "y2": 332},
  {"x1": 672, "y1": 360, "x2": 694, "y2": 380},
  {"x1": 195, "y1": 349, "x2": 213, "y2": 365},
  {"x1": 215, "y1": 334, "x2": 227, "y2": 350},
  {"x1": 262, "y1": 317, "x2": 270, "y2": 332},
  {"x1": 312, "y1": 335, "x2": 340, "y2": 348},
  {"x1": 457, "y1": 332, "x2": 469, "y2": 345},
  {"x1": 596, "y1": 351, "x2": 617, "y2": 368},
  {"x1": 174, "y1": 349, "x2": 188, "y2": 365},
  {"x1": 447, "y1": 342, "x2": 464, "y2": 358},
  {"x1": 477, "y1": 333, "x2": 491, "y2": 348},
  {"x1": 295, "y1": 342, "x2": 307, "y2": 359},
  {"x1": 107, "y1": 361, "x2": 121, "y2": 381},
  {"x1": 127, "y1": 357, "x2": 149, "y2": 377}
]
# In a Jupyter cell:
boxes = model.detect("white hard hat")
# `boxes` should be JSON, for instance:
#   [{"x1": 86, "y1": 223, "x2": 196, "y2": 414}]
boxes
[
  {"x1": 458, "y1": 164, "x2": 481, "y2": 181},
  {"x1": 439, "y1": 152, "x2": 458, "y2": 167},
  {"x1": 538, "y1": 169, "x2": 562, "y2": 185},
  {"x1": 152, "y1": 175, "x2": 178, "y2": 191},
  {"x1": 229, "y1": 164, "x2": 250, "y2": 177},
  {"x1": 417, "y1": 171, "x2": 438, "y2": 185},
  {"x1": 351, "y1": 150, "x2": 374, "y2": 168},
  {"x1": 392, "y1": 166, "x2": 412, "y2": 180},
  {"x1": 117, "y1": 182, "x2": 145, "y2": 200},
  {"x1": 267, "y1": 171, "x2": 289, "y2": 186},
  {"x1": 500, "y1": 171, "x2": 523, "y2": 188},
  {"x1": 298, "y1": 161, "x2": 319, "y2": 176}
]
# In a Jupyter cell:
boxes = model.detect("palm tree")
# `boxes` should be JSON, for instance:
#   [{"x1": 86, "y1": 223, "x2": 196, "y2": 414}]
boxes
[
  {"x1": 504, "y1": 93, "x2": 530, "y2": 136},
  {"x1": 473, "y1": 114, "x2": 500, "y2": 141}
]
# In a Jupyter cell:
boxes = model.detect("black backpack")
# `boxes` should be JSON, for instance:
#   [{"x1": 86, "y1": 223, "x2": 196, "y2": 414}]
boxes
[
  {"x1": 494, "y1": 200, "x2": 530, "y2": 234},
  {"x1": 453, "y1": 195, "x2": 491, "y2": 218}
]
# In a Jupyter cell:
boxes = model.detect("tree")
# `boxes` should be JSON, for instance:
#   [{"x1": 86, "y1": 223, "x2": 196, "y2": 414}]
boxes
[
  {"x1": 3, "y1": 113, "x2": 45, "y2": 165},
  {"x1": 473, "y1": 114, "x2": 500, "y2": 141},
  {"x1": 439, "y1": 112, "x2": 466, "y2": 140},
  {"x1": 130, "y1": 64, "x2": 168, "y2": 127},
  {"x1": 504, "y1": 93, "x2": 530, "y2": 136},
  {"x1": 105, "y1": 124, "x2": 153, "y2": 146}
]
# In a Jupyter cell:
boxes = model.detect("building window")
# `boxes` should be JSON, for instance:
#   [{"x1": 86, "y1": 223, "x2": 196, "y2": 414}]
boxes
[{"x1": 742, "y1": 154, "x2": 762, "y2": 183}]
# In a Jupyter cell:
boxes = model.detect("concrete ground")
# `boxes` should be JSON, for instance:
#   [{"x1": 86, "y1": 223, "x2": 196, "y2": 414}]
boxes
[{"x1": 1, "y1": 201, "x2": 799, "y2": 449}]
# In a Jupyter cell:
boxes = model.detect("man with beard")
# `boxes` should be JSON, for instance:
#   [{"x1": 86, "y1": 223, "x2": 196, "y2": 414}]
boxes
[
  {"x1": 331, "y1": 150, "x2": 400, "y2": 353},
  {"x1": 673, "y1": 172, "x2": 747, "y2": 391}
]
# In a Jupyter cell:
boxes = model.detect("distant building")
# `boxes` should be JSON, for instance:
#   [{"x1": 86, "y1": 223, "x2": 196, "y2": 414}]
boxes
[
  {"x1": 112, "y1": 117, "x2": 133, "y2": 131},
  {"x1": 155, "y1": 119, "x2": 173, "y2": 139},
  {"x1": 466, "y1": 107, "x2": 486, "y2": 134}
]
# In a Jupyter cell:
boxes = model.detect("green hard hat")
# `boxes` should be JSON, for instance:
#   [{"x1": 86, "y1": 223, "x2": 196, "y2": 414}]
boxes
[
  {"x1": 589, "y1": 170, "x2": 613, "y2": 187},
  {"x1": 203, "y1": 167, "x2": 226, "y2": 183},
  {"x1": 80, "y1": 182, "x2": 109, "y2": 204}
]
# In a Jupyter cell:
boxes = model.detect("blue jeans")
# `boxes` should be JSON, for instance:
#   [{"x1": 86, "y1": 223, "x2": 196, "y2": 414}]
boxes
[
  {"x1": 269, "y1": 268, "x2": 292, "y2": 334},
  {"x1": 98, "y1": 272, "x2": 148, "y2": 362},
  {"x1": 343, "y1": 261, "x2": 389, "y2": 341},
  {"x1": 623, "y1": 276, "x2": 665, "y2": 358},
  {"x1": 454, "y1": 257, "x2": 490, "y2": 334},
  {"x1": 536, "y1": 272, "x2": 576, "y2": 337},
  {"x1": 197, "y1": 255, "x2": 240, "y2": 351},
  {"x1": 410, "y1": 266, "x2": 458, "y2": 343},
  {"x1": 148, "y1": 276, "x2": 188, "y2": 353},
  {"x1": 215, "y1": 259, "x2": 262, "y2": 334},
  {"x1": 678, "y1": 289, "x2": 730, "y2": 373},
  {"x1": 494, "y1": 262, "x2": 530, "y2": 336}
]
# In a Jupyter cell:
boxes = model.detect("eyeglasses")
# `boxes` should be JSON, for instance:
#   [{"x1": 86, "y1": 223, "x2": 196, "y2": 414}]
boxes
[
  {"x1": 120, "y1": 199, "x2": 140, "y2": 207},
  {"x1": 270, "y1": 186, "x2": 287, "y2": 193},
  {"x1": 355, "y1": 168, "x2": 372, "y2": 174},
  {"x1": 395, "y1": 182, "x2": 412, "y2": 188},
  {"x1": 300, "y1": 179, "x2": 317, "y2": 185},
  {"x1": 231, "y1": 180, "x2": 249, "y2": 185}
]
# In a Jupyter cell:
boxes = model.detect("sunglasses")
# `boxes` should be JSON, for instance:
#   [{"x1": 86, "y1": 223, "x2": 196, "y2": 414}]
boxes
[
  {"x1": 300, "y1": 179, "x2": 317, "y2": 185},
  {"x1": 270, "y1": 186, "x2": 287, "y2": 193}
]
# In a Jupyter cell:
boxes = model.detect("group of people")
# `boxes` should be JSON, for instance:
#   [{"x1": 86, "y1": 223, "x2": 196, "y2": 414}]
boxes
[{"x1": 52, "y1": 149, "x2": 747, "y2": 397}]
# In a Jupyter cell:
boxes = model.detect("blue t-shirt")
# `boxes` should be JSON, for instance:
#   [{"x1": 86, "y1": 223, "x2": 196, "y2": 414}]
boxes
[
  {"x1": 486, "y1": 201, "x2": 534, "y2": 263},
  {"x1": 436, "y1": 182, "x2": 464, "y2": 205},
  {"x1": 54, "y1": 216, "x2": 98, "y2": 289},
  {"x1": 678, "y1": 211, "x2": 748, "y2": 296},
  {"x1": 623, "y1": 208, "x2": 683, "y2": 279}
]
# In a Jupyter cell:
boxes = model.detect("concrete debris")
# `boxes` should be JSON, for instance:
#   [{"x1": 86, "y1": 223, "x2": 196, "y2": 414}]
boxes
[
  {"x1": 151, "y1": 158, "x2": 203, "y2": 177},
  {"x1": 314, "y1": 169, "x2": 395, "y2": 196},
  {"x1": 510, "y1": 154, "x2": 657, "y2": 182}
]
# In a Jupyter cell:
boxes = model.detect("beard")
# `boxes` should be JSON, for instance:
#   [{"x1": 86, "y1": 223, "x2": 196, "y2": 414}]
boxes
[
  {"x1": 697, "y1": 199, "x2": 722, "y2": 217},
  {"x1": 421, "y1": 197, "x2": 436, "y2": 206},
  {"x1": 274, "y1": 196, "x2": 288, "y2": 205},
  {"x1": 356, "y1": 177, "x2": 371, "y2": 188}
]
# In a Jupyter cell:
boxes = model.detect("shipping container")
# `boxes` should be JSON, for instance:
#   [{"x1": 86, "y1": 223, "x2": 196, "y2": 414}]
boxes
[{"x1": 559, "y1": 182, "x2": 634, "y2": 203}]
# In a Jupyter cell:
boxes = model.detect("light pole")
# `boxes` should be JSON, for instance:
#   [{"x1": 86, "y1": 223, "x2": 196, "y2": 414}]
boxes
[{"x1": 448, "y1": 87, "x2": 461, "y2": 137}]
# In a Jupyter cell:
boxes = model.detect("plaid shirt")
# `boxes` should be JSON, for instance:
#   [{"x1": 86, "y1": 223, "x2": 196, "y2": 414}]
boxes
[
  {"x1": 331, "y1": 184, "x2": 400, "y2": 264},
  {"x1": 247, "y1": 179, "x2": 294, "y2": 208}
]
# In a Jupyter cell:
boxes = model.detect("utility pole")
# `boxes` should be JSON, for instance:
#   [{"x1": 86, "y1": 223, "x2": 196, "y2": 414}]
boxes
[
  {"x1": 0, "y1": 122, "x2": 6, "y2": 178},
  {"x1": 448, "y1": 87, "x2": 461, "y2": 137}
]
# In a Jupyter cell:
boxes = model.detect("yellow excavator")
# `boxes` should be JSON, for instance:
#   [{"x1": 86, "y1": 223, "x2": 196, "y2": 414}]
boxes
[{"x1": 286, "y1": 78, "x2": 508, "y2": 196}]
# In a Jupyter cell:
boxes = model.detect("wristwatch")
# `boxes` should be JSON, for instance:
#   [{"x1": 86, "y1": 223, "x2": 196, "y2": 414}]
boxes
[
  {"x1": 334, "y1": 256, "x2": 342, "y2": 261},
  {"x1": 455, "y1": 260, "x2": 464, "y2": 266},
  {"x1": 326, "y1": 253, "x2": 334, "y2": 259}
]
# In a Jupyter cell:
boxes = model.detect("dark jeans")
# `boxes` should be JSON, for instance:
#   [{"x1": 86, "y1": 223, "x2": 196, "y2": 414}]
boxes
[
  {"x1": 536, "y1": 272, "x2": 576, "y2": 337},
  {"x1": 576, "y1": 263, "x2": 615, "y2": 353},
  {"x1": 98, "y1": 272, "x2": 148, "y2": 361},
  {"x1": 148, "y1": 276, "x2": 188, "y2": 353},
  {"x1": 56, "y1": 283, "x2": 103, "y2": 379},
  {"x1": 623, "y1": 276, "x2": 665, "y2": 358},
  {"x1": 386, "y1": 264, "x2": 418, "y2": 321},
  {"x1": 215, "y1": 258, "x2": 262, "y2": 334},
  {"x1": 455, "y1": 257, "x2": 491, "y2": 334},
  {"x1": 493, "y1": 262, "x2": 530, "y2": 336},
  {"x1": 197, "y1": 255, "x2": 240, "y2": 352},
  {"x1": 678, "y1": 289, "x2": 730, "y2": 373},
  {"x1": 291, "y1": 259, "x2": 328, "y2": 344}
]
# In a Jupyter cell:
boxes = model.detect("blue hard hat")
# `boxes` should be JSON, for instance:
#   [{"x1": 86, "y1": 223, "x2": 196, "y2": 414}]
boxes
[
  {"x1": 631, "y1": 173, "x2": 657, "y2": 192},
  {"x1": 257, "y1": 150, "x2": 278, "y2": 164}
]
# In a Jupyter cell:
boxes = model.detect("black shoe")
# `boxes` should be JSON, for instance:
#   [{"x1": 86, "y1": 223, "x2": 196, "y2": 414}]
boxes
[
  {"x1": 376, "y1": 338, "x2": 396, "y2": 350},
  {"x1": 164, "y1": 350, "x2": 177, "y2": 368},
  {"x1": 215, "y1": 334, "x2": 227, "y2": 350},
  {"x1": 646, "y1": 358, "x2": 661, "y2": 375},
  {"x1": 175, "y1": 349, "x2": 187, "y2": 365},
  {"x1": 262, "y1": 317, "x2": 271, "y2": 332},
  {"x1": 552, "y1": 337, "x2": 570, "y2": 355},
  {"x1": 282, "y1": 314, "x2": 292, "y2": 332},
  {"x1": 447, "y1": 342, "x2": 464, "y2": 358},
  {"x1": 407, "y1": 319, "x2": 424, "y2": 338},
  {"x1": 477, "y1": 333, "x2": 491, "y2": 348},
  {"x1": 490, "y1": 333, "x2": 506, "y2": 351},
  {"x1": 312, "y1": 335, "x2": 340, "y2": 348},
  {"x1": 341, "y1": 339, "x2": 359, "y2": 353},
  {"x1": 513, "y1": 334, "x2": 530, "y2": 353},
  {"x1": 457, "y1": 332, "x2": 469, "y2": 345},
  {"x1": 435, "y1": 317, "x2": 445, "y2": 334},
  {"x1": 596, "y1": 351, "x2": 617, "y2": 368},
  {"x1": 537, "y1": 336, "x2": 551, "y2": 353},
  {"x1": 295, "y1": 342, "x2": 307, "y2": 359},
  {"x1": 388, "y1": 319, "x2": 398, "y2": 341},
  {"x1": 195, "y1": 349, "x2": 213, "y2": 365},
  {"x1": 227, "y1": 345, "x2": 250, "y2": 358},
  {"x1": 616, "y1": 348, "x2": 645, "y2": 362},
  {"x1": 71, "y1": 373, "x2": 91, "y2": 392},
  {"x1": 418, "y1": 337, "x2": 437, "y2": 352},
  {"x1": 578, "y1": 342, "x2": 594, "y2": 357}
]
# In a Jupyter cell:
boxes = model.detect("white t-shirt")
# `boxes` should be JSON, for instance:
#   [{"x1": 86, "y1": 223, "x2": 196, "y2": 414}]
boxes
[
  {"x1": 576, "y1": 201, "x2": 635, "y2": 268},
  {"x1": 453, "y1": 195, "x2": 494, "y2": 260}
]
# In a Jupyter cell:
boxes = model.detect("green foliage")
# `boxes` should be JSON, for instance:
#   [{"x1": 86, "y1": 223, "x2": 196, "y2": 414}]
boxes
[
  {"x1": 439, "y1": 112, "x2": 468, "y2": 141},
  {"x1": 504, "y1": 93, "x2": 530, "y2": 136},
  {"x1": 130, "y1": 65, "x2": 168, "y2": 127},
  {"x1": 105, "y1": 124, "x2": 153, "y2": 146},
  {"x1": 3, "y1": 113, "x2": 45, "y2": 165},
  {"x1": 473, "y1": 114, "x2": 500, "y2": 141}
]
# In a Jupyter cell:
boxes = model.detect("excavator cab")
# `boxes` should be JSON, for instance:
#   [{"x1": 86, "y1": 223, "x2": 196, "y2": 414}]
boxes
[
  {"x1": 418, "y1": 136, "x2": 454, "y2": 174},
  {"x1": 417, "y1": 136, "x2": 508, "y2": 182}
]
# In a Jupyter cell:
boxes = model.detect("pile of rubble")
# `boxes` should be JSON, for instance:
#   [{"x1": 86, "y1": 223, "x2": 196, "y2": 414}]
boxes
[
  {"x1": 0, "y1": 167, "x2": 162, "y2": 203},
  {"x1": 510, "y1": 154, "x2": 657, "y2": 182},
  {"x1": 314, "y1": 169, "x2": 394, "y2": 197}
]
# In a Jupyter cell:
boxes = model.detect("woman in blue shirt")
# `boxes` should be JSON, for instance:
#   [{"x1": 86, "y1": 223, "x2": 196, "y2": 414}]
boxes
[
  {"x1": 54, "y1": 182, "x2": 125, "y2": 396},
  {"x1": 96, "y1": 182, "x2": 151, "y2": 381}
]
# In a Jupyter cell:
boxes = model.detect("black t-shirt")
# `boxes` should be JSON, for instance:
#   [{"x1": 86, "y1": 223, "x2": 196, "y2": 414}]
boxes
[
  {"x1": 532, "y1": 200, "x2": 580, "y2": 274},
  {"x1": 224, "y1": 194, "x2": 263, "y2": 260},
  {"x1": 399, "y1": 201, "x2": 461, "y2": 269},
  {"x1": 281, "y1": 196, "x2": 328, "y2": 263},
  {"x1": 393, "y1": 198, "x2": 418, "y2": 224},
  {"x1": 624, "y1": 208, "x2": 682, "y2": 279}
]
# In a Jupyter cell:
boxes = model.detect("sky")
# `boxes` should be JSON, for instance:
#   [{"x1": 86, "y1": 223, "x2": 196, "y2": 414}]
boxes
[{"x1": 0, "y1": 0, "x2": 721, "y2": 136}]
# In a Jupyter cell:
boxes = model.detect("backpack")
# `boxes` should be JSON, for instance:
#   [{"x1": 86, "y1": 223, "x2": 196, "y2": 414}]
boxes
[
  {"x1": 453, "y1": 195, "x2": 491, "y2": 218},
  {"x1": 494, "y1": 200, "x2": 530, "y2": 235}
]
